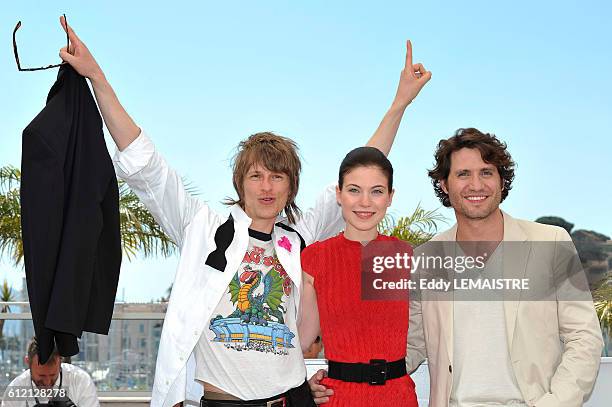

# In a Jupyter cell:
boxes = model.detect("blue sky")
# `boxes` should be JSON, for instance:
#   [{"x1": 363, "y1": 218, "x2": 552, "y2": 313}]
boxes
[{"x1": 1, "y1": 1, "x2": 611, "y2": 302}]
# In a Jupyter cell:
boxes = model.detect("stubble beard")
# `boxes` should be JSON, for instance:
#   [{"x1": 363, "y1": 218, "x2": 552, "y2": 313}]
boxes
[{"x1": 455, "y1": 189, "x2": 502, "y2": 221}]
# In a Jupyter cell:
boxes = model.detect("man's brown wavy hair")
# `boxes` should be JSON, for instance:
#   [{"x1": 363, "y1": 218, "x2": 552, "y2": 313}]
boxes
[
  {"x1": 225, "y1": 132, "x2": 302, "y2": 224},
  {"x1": 428, "y1": 128, "x2": 516, "y2": 207}
]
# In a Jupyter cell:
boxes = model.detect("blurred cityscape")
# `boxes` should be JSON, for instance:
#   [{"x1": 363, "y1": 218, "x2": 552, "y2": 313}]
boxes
[{"x1": 0, "y1": 278, "x2": 165, "y2": 390}]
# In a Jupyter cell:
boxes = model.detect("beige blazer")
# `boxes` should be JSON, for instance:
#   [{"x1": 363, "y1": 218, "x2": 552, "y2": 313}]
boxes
[{"x1": 405, "y1": 211, "x2": 604, "y2": 407}]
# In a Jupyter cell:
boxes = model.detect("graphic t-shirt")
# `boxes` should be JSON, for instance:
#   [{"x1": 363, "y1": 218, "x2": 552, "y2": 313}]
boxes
[{"x1": 194, "y1": 229, "x2": 305, "y2": 399}]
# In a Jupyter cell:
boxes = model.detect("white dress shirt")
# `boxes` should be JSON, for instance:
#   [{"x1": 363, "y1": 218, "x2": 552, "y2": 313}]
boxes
[{"x1": 1, "y1": 363, "x2": 99, "y2": 407}]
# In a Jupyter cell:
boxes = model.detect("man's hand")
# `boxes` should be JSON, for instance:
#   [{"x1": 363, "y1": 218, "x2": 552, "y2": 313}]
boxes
[
  {"x1": 308, "y1": 369, "x2": 333, "y2": 405},
  {"x1": 58, "y1": 16, "x2": 105, "y2": 83},
  {"x1": 56, "y1": 15, "x2": 140, "y2": 150},
  {"x1": 392, "y1": 40, "x2": 432, "y2": 109}
]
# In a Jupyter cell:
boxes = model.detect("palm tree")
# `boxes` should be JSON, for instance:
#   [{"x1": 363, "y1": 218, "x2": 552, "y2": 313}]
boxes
[
  {"x1": 593, "y1": 279, "x2": 612, "y2": 356},
  {"x1": 0, "y1": 166, "x2": 22, "y2": 266},
  {"x1": 379, "y1": 203, "x2": 447, "y2": 246},
  {"x1": 0, "y1": 164, "x2": 177, "y2": 265},
  {"x1": 0, "y1": 166, "x2": 21, "y2": 344},
  {"x1": 1, "y1": 163, "x2": 181, "y2": 343},
  {"x1": 0, "y1": 279, "x2": 16, "y2": 341},
  {"x1": 117, "y1": 180, "x2": 177, "y2": 260},
  {"x1": 594, "y1": 287, "x2": 612, "y2": 331}
]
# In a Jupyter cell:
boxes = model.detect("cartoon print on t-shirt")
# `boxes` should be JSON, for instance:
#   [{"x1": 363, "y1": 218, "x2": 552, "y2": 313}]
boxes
[
  {"x1": 209, "y1": 245, "x2": 296, "y2": 354},
  {"x1": 228, "y1": 264, "x2": 286, "y2": 324}
]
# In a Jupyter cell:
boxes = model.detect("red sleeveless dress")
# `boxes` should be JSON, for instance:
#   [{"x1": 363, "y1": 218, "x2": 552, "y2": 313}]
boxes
[{"x1": 301, "y1": 233, "x2": 418, "y2": 407}]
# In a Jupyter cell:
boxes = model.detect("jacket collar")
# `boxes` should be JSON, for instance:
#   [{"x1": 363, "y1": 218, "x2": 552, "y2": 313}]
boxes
[
  {"x1": 229, "y1": 204, "x2": 291, "y2": 231},
  {"x1": 229, "y1": 204, "x2": 253, "y2": 226},
  {"x1": 501, "y1": 211, "x2": 528, "y2": 242}
]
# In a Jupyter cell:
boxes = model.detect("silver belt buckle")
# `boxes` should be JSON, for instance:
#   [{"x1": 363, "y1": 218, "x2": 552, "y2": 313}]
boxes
[{"x1": 266, "y1": 396, "x2": 286, "y2": 407}]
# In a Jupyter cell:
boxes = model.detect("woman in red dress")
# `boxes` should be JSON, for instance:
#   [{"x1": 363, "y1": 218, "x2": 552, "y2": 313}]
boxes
[{"x1": 299, "y1": 147, "x2": 419, "y2": 406}]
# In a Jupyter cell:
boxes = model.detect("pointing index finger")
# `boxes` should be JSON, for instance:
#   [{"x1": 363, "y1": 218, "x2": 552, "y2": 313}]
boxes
[{"x1": 405, "y1": 39, "x2": 413, "y2": 70}]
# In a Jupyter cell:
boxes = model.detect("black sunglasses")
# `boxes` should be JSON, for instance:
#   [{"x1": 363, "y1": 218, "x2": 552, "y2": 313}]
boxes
[{"x1": 13, "y1": 14, "x2": 69, "y2": 72}]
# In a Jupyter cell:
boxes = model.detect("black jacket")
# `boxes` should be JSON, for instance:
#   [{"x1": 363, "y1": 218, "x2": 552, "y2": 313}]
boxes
[{"x1": 20, "y1": 64, "x2": 122, "y2": 363}]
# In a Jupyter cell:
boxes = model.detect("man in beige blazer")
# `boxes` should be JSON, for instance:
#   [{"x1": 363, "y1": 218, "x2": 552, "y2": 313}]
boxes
[{"x1": 406, "y1": 128, "x2": 604, "y2": 407}]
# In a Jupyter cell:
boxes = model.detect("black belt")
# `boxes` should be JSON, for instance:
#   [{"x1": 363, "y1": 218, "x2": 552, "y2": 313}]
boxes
[
  {"x1": 201, "y1": 398, "x2": 285, "y2": 407},
  {"x1": 200, "y1": 380, "x2": 314, "y2": 407},
  {"x1": 327, "y1": 358, "x2": 407, "y2": 385}
]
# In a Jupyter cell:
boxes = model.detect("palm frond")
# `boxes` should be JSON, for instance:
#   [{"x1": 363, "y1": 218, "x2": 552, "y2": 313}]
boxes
[
  {"x1": 379, "y1": 203, "x2": 447, "y2": 246},
  {"x1": 0, "y1": 165, "x2": 21, "y2": 192},
  {"x1": 0, "y1": 279, "x2": 15, "y2": 339},
  {"x1": 118, "y1": 180, "x2": 177, "y2": 261},
  {"x1": 0, "y1": 170, "x2": 178, "y2": 266},
  {"x1": 595, "y1": 300, "x2": 612, "y2": 336},
  {"x1": 182, "y1": 177, "x2": 200, "y2": 196},
  {"x1": 594, "y1": 281, "x2": 612, "y2": 336},
  {"x1": 1, "y1": 280, "x2": 15, "y2": 313},
  {"x1": 0, "y1": 188, "x2": 23, "y2": 266}
]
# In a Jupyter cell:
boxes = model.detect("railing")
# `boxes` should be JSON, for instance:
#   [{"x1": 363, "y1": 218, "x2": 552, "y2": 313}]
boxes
[{"x1": 0, "y1": 301, "x2": 165, "y2": 394}]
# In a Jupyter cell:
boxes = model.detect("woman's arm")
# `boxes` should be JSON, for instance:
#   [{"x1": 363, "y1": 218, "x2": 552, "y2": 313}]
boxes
[{"x1": 366, "y1": 40, "x2": 431, "y2": 156}]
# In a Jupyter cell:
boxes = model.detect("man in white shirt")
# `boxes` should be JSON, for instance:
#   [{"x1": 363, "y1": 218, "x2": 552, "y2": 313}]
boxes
[{"x1": 1, "y1": 337, "x2": 99, "y2": 407}]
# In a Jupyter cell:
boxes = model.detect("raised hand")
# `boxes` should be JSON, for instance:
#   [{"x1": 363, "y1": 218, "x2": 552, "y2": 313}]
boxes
[
  {"x1": 393, "y1": 40, "x2": 432, "y2": 108},
  {"x1": 308, "y1": 369, "x2": 333, "y2": 405},
  {"x1": 365, "y1": 40, "x2": 432, "y2": 155},
  {"x1": 56, "y1": 16, "x2": 140, "y2": 150},
  {"x1": 58, "y1": 15, "x2": 104, "y2": 82}
]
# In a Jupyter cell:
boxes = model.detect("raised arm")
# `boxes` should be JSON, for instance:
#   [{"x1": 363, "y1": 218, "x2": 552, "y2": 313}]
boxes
[
  {"x1": 58, "y1": 16, "x2": 139, "y2": 151},
  {"x1": 294, "y1": 41, "x2": 432, "y2": 242},
  {"x1": 366, "y1": 40, "x2": 431, "y2": 156},
  {"x1": 58, "y1": 16, "x2": 207, "y2": 248}
]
